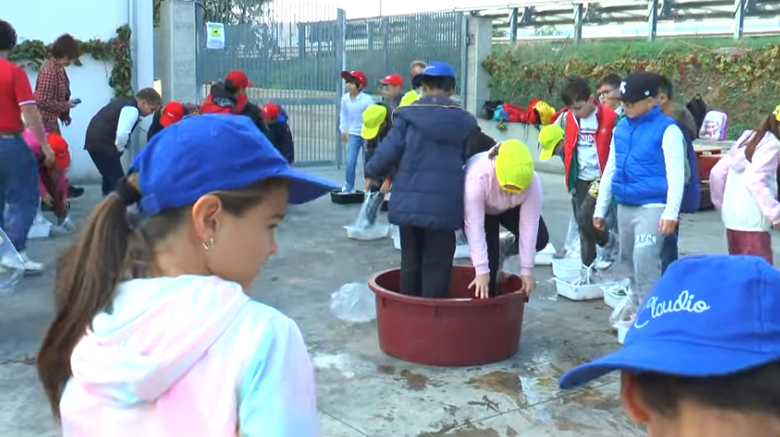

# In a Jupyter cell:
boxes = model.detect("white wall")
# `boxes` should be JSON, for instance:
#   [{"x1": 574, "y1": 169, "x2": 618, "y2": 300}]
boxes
[{"x1": 6, "y1": 0, "x2": 154, "y2": 182}]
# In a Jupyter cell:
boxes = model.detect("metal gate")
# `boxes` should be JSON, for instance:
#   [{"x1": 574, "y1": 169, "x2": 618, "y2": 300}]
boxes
[{"x1": 197, "y1": 3, "x2": 346, "y2": 167}]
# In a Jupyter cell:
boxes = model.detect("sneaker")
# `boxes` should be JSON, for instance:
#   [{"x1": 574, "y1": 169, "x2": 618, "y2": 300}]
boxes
[
  {"x1": 341, "y1": 185, "x2": 355, "y2": 194},
  {"x1": 51, "y1": 216, "x2": 76, "y2": 236},
  {"x1": 0, "y1": 252, "x2": 43, "y2": 275},
  {"x1": 68, "y1": 185, "x2": 85, "y2": 200}
]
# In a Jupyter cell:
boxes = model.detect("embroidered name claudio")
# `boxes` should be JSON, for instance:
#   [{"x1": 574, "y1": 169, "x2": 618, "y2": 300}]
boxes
[{"x1": 634, "y1": 290, "x2": 711, "y2": 329}]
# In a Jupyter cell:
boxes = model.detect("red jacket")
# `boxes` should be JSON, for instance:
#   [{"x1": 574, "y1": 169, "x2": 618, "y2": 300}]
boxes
[{"x1": 557, "y1": 102, "x2": 617, "y2": 191}]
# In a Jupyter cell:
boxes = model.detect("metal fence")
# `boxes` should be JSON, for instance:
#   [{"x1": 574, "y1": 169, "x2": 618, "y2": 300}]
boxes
[{"x1": 153, "y1": 4, "x2": 468, "y2": 166}]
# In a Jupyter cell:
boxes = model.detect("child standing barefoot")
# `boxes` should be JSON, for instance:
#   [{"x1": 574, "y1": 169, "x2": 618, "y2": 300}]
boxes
[{"x1": 709, "y1": 106, "x2": 780, "y2": 264}]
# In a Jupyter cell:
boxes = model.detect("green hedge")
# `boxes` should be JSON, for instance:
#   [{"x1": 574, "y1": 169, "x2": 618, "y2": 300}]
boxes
[{"x1": 483, "y1": 36, "x2": 780, "y2": 139}]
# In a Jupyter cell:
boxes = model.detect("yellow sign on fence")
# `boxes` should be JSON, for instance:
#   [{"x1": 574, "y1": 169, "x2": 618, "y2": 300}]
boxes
[{"x1": 206, "y1": 22, "x2": 225, "y2": 50}]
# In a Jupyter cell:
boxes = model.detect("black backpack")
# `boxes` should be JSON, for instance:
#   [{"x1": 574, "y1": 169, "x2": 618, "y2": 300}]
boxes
[{"x1": 686, "y1": 95, "x2": 707, "y2": 139}]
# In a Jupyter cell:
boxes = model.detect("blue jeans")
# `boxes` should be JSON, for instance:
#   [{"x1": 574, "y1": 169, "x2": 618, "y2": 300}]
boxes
[
  {"x1": 661, "y1": 226, "x2": 679, "y2": 275},
  {"x1": 0, "y1": 136, "x2": 40, "y2": 252},
  {"x1": 344, "y1": 134, "x2": 365, "y2": 192}
]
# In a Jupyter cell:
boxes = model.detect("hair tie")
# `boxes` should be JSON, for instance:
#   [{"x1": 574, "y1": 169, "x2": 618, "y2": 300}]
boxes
[{"x1": 115, "y1": 174, "x2": 142, "y2": 206}]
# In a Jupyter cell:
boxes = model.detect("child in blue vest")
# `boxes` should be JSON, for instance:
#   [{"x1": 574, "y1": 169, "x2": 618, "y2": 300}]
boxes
[
  {"x1": 365, "y1": 61, "x2": 477, "y2": 298},
  {"x1": 593, "y1": 71, "x2": 686, "y2": 309}
]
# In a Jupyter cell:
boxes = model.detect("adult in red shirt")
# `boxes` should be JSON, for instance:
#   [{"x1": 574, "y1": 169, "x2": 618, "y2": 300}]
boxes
[{"x1": 0, "y1": 20, "x2": 55, "y2": 273}]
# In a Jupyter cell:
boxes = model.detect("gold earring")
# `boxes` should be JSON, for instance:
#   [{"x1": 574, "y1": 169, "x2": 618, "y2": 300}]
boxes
[{"x1": 203, "y1": 238, "x2": 215, "y2": 250}]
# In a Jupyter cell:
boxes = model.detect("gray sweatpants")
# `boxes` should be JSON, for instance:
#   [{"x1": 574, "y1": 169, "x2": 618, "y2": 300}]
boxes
[{"x1": 617, "y1": 205, "x2": 664, "y2": 309}]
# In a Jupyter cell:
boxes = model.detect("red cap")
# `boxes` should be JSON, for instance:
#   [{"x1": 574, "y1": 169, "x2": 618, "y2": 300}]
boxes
[
  {"x1": 225, "y1": 70, "x2": 252, "y2": 89},
  {"x1": 159, "y1": 102, "x2": 185, "y2": 127},
  {"x1": 261, "y1": 103, "x2": 281, "y2": 120},
  {"x1": 380, "y1": 73, "x2": 403, "y2": 87},
  {"x1": 341, "y1": 70, "x2": 367, "y2": 88},
  {"x1": 47, "y1": 133, "x2": 71, "y2": 170}
]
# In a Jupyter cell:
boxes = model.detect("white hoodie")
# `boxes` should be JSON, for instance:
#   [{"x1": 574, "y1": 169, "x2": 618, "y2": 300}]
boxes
[{"x1": 59, "y1": 275, "x2": 319, "y2": 436}]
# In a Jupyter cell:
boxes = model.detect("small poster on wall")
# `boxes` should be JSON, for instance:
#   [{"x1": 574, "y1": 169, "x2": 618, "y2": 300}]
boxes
[{"x1": 206, "y1": 22, "x2": 225, "y2": 50}]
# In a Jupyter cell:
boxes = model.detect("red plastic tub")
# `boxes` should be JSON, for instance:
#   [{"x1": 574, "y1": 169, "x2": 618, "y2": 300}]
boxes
[{"x1": 368, "y1": 266, "x2": 527, "y2": 367}]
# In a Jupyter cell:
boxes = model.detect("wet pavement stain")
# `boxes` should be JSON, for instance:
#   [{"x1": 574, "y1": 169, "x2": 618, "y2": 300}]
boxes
[
  {"x1": 399, "y1": 369, "x2": 429, "y2": 391},
  {"x1": 505, "y1": 426, "x2": 518, "y2": 437},
  {"x1": 566, "y1": 388, "x2": 620, "y2": 411},
  {"x1": 417, "y1": 426, "x2": 500, "y2": 437},
  {"x1": 467, "y1": 371, "x2": 524, "y2": 406},
  {"x1": 377, "y1": 364, "x2": 396, "y2": 375}
]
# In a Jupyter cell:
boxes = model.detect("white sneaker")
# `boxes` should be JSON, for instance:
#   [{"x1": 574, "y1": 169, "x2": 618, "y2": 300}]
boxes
[
  {"x1": 51, "y1": 216, "x2": 76, "y2": 236},
  {"x1": 18, "y1": 252, "x2": 43, "y2": 275}
]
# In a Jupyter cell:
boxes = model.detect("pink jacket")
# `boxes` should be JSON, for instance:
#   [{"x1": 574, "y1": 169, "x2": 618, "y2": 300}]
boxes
[
  {"x1": 60, "y1": 275, "x2": 319, "y2": 436},
  {"x1": 464, "y1": 151, "x2": 543, "y2": 276},
  {"x1": 710, "y1": 131, "x2": 780, "y2": 232},
  {"x1": 23, "y1": 129, "x2": 67, "y2": 198}
]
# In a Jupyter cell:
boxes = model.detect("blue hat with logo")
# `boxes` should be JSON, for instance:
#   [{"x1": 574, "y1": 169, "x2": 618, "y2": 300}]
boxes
[
  {"x1": 130, "y1": 114, "x2": 339, "y2": 216},
  {"x1": 420, "y1": 61, "x2": 456, "y2": 79},
  {"x1": 559, "y1": 255, "x2": 780, "y2": 390}
]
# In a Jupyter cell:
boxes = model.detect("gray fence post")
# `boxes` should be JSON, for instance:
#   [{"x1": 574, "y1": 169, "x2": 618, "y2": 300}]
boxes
[
  {"x1": 381, "y1": 17, "x2": 390, "y2": 74},
  {"x1": 459, "y1": 14, "x2": 468, "y2": 102},
  {"x1": 336, "y1": 9, "x2": 347, "y2": 168}
]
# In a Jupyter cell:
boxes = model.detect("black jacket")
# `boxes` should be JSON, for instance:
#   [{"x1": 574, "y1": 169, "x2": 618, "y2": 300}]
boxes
[
  {"x1": 147, "y1": 110, "x2": 164, "y2": 142},
  {"x1": 268, "y1": 108, "x2": 294, "y2": 163},
  {"x1": 85, "y1": 96, "x2": 139, "y2": 153}
]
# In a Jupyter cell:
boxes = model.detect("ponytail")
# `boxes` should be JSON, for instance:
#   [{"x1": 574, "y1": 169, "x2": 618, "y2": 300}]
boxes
[
  {"x1": 37, "y1": 178, "x2": 139, "y2": 419},
  {"x1": 744, "y1": 112, "x2": 780, "y2": 162}
]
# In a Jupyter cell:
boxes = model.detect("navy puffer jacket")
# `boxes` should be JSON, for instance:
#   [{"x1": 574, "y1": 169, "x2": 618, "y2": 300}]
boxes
[{"x1": 365, "y1": 95, "x2": 478, "y2": 230}]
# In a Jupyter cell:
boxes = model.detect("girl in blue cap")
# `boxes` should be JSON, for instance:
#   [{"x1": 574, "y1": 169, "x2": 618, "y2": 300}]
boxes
[{"x1": 36, "y1": 115, "x2": 338, "y2": 436}]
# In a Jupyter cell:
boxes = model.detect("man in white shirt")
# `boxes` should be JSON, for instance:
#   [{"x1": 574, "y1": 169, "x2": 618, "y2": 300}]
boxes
[
  {"x1": 84, "y1": 88, "x2": 161, "y2": 195},
  {"x1": 593, "y1": 72, "x2": 685, "y2": 309}
]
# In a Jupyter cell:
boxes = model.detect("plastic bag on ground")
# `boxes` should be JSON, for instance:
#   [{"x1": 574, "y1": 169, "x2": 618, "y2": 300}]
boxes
[
  {"x1": 0, "y1": 227, "x2": 25, "y2": 295},
  {"x1": 609, "y1": 280, "x2": 637, "y2": 327},
  {"x1": 331, "y1": 282, "x2": 376, "y2": 323},
  {"x1": 345, "y1": 191, "x2": 389, "y2": 241},
  {"x1": 563, "y1": 213, "x2": 581, "y2": 259}
]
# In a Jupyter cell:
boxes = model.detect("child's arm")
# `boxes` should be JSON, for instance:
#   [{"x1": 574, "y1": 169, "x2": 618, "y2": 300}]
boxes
[
  {"x1": 594, "y1": 139, "x2": 616, "y2": 219},
  {"x1": 238, "y1": 317, "x2": 319, "y2": 436},
  {"x1": 517, "y1": 177, "x2": 542, "y2": 277},
  {"x1": 365, "y1": 118, "x2": 408, "y2": 179},
  {"x1": 463, "y1": 177, "x2": 490, "y2": 276},
  {"x1": 661, "y1": 124, "x2": 686, "y2": 221},
  {"x1": 744, "y1": 138, "x2": 780, "y2": 224},
  {"x1": 338, "y1": 95, "x2": 348, "y2": 135},
  {"x1": 708, "y1": 152, "x2": 732, "y2": 211}
]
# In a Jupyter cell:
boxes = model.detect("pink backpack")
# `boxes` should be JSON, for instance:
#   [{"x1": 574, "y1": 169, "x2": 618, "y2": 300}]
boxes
[{"x1": 699, "y1": 110, "x2": 729, "y2": 141}]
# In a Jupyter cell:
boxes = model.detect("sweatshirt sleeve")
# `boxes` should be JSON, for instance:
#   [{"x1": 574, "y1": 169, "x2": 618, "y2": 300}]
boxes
[
  {"x1": 463, "y1": 172, "x2": 489, "y2": 275},
  {"x1": 594, "y1": 139, "x2": 616, "y2": 218},
  {"x1": 115, "y1": 106, "x2": 140, "y2": 151},
  {"x1": 708, "y1": 152, "x2": 732, "y2": 211},
  {"x1": 661, "y1": 124, "x2": 686, "y2": 221},
  {"x1": 338, "y1": 95, "x2": 348, "y2": 134},
  {"x1": 517, "y1": 176, "x2": 542, "y2": 276},
  {"x1": 238, "y1": 317, "x2": 319, "y2": 437},
  {"x1": 744, "y1": 138, "x2": 780, "y2": 224}
]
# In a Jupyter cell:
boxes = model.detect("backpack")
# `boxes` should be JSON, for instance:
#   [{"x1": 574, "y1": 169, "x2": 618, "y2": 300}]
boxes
[
  {"x1": 699, "y1": 110, "x2": 729, "y2": 141},
  {"x1": 525, "y1": 99, "x2": 556, "y2": 125},
  {"x1": 501, "y1": 102, "x2": 527, "y2": 123},
  {"x1": 679, "y1": 126, "x2": 701, "y2": 214},
  {"x1": 685, "y1": 95, "x2": 707, "y2": 138}
]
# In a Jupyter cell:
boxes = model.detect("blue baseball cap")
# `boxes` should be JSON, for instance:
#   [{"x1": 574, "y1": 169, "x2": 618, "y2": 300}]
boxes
[
  {"x1": 130, "y1": 114, "x2": 339, "y2": 216},
  {"x1": 420, "y1": 61, "x2": 456, "y2": 79},
  {"x1": 559, "y1": 255, "x2": 780, "y2": 390}
]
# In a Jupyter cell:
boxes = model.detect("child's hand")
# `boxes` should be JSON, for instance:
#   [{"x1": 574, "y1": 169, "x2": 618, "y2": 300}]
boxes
[
  {"x1": 340, "y1": 132, "x2": 348, "y2": 143},
  {"x1": 469, "y1": 273, "x2": 490, "y2": 299},
  {"x1": 659, "y1": 219, "x2": 677, "y2": 236},
  {"x1": 364, "y1": 179, "x2": 374, "y2": 192},
  {"x1": 520, "y1": 275, "x2": 536, "y2": 295},
  {"x1": 593, "y1": 217, "x2": 605, "y2": 230},
  {"x1": 380, "y1": 179, "x2": 392, "y2": 194}
]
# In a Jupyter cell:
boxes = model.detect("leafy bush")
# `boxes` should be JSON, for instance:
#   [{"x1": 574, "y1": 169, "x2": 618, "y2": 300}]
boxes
[{"x1": 483, "y1": 37, "x2": 780, "y2": 139}]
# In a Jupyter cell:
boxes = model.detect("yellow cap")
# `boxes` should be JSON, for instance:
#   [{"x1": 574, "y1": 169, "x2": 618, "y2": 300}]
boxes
[
  {"x1": 398, "y1": 89, "x2": 420, "y2": 108},
  {"x1": 361, "y1": 104, "x2": 388, "y2": 140},
  {"x1": 494, "y1": 139, "x2": 535, "y2": 193},
  {"x1": 534, "y1": 101, "x2": 556, "y2": 125},
  {"x1": 538, "y1": 124, "x2": 565, "y2": 161},
  {"x1": 775, "y1": 104, "x2": 780, "y2": 122}
]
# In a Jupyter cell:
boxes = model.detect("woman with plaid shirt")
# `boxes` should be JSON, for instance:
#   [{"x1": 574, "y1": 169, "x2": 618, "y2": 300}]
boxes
[{"x1": 34, "y1": 34, "x2": 80, "y2": 134}]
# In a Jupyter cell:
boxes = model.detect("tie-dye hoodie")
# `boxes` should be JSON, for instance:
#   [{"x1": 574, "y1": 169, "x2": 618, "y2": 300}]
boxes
[{"x1": 59, "y1": 275, "x2": 319, "y2": 437}]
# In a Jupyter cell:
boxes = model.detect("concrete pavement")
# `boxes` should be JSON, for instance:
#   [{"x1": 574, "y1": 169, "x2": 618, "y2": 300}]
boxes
[{"x1": 0, "y1": 169, "x2": 760, "y2": 436}]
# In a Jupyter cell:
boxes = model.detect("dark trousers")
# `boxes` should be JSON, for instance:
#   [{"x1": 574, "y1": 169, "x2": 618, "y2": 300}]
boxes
[
  {"x1": 573, "y1": 179, "x2": 609, "y2": 267},
  {"x1": 399, "y1": 227, "x2": 456, "y2": 298},
  {"x1": 726, "y1": 229, "x2": 773, "y2": 265},
  {"x1": 485, "y1": 211, "x2": 550, "y2": 296},
  {"x1": 660, "y1": 225, "x2": 680, "y2": 275},
  {"x1": 89, "y1": 151, "x2": 125, "y2": 196}
]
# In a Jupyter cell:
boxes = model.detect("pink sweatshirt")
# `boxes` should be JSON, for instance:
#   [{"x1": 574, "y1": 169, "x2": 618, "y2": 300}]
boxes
[
  {"x1": 464, "y1": 151, "x2": 543, "y2": 276},
  {"x1": 710, "y1": 131, "x2": 780, "y2": 232}
]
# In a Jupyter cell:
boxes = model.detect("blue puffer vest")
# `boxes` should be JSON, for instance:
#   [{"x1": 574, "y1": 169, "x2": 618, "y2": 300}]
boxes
[{"x1": 612, "y1": 105, "x2": 675, "y2": 206}]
